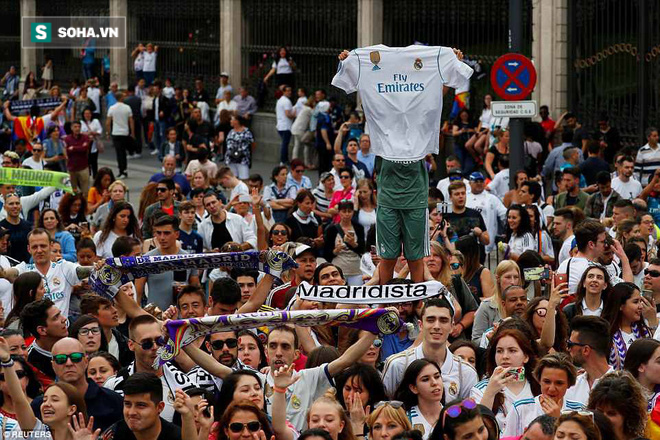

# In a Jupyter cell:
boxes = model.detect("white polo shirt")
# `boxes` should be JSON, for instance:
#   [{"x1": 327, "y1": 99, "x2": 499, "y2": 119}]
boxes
[
  {"x1": 502, "y1": 396, "x2": 585, "y2": 437},
  {"x1": 264, "y1": 363, "x2": 333, "y2": 432},
  {"x1": 382, "y1": 344, "x2": 478, "y2": 401},
  {"x1": 15, "y1": 260, "x2": 82, "y2": 317},
  {"x1": 564, "y1": 366, "x2": 614, "y2": 406}
]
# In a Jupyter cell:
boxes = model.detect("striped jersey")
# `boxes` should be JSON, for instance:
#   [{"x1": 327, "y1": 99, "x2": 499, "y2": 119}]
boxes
[
  {"x1": 502, "y1": 396, "x2": 585, "y2": 437},
  {"x1": 470, "y1": 378, "x2": 534, "y2": 434},
  {"x1": 634, "y1": 142, "x2": 660, "y2": 186},
  {"x1": 407, "y1": 405, "x2": 438, "y2": 440}
]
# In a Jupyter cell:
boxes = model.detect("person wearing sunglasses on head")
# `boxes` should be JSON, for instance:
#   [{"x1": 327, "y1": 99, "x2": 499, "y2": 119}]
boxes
[
  {"x1": 502, "y1": 353, "x2": 584, "y2": 438},
  {"x1": 104, "y1": 314, "x2": 197, "y2": 424},
  {"x1": 429, "y1": 398, "x2": 488, "y2": 440},
  {"x1": 28, "y1": 337, "x2": 123, "y2": 432},
  {"x1": 366, "y1": 400, "x2": 411, "y2": 440},
  {"x1": 103, "y1": 371, "x2": 190, "y2": 440}
]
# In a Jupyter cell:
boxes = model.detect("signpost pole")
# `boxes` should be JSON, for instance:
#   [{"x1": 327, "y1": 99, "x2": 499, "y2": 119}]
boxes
[{"x1": 508, "y1": 0, "x2": 524, "y2": 189}]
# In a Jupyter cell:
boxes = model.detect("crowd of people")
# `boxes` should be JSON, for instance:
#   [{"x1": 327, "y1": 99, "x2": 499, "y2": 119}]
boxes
[{"x1": 0, "y1": 43, "x2": 658, "y2": 440}]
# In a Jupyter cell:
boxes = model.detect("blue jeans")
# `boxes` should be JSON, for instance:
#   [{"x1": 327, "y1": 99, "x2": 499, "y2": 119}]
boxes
[
  {"x1": 278, "y1": 130, "x2": 292, "y2": 164},
  {"x1": 454, "y1": 143, "x2": 475, "y2": 176},
  {"x1": 82, "y1": 62, "x2": 94, "y2": 81},
  {"x1": 143, "y1": 71, "x2": 155, "y2": 85}
]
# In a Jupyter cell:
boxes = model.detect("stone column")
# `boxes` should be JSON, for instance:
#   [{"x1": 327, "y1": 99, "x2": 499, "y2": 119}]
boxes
[
  {"x1": 109, "y1": 0, "x2": 128, "y2": 89},
  {"x1": 357, "y1": 0, "x2": 383, "y2": 47},
  {"x1": 220, "y1": 0, "x2": 242, "y2": 89},
  {"x1": 20, "y1": 0, "x2": 37, "y2": 81},
  {"x1": 532, "y1": 0, "x2": 568, "y2": 117}
]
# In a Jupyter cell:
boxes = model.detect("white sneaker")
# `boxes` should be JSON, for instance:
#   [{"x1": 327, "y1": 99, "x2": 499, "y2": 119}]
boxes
[
  {"x1": 133, "y1": 154, "x2": 142, "y2": 159},
  {"x1": 150, "y1": 149, "x2": 159, "y2": 156},
  {"x1": 127, "y1": 154, "x2": 135, "y2": 159}
]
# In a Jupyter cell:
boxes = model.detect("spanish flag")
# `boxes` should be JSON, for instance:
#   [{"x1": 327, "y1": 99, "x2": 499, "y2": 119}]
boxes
[{"x1": 12, "y1": 115, "x2": 46, "y2": 151}]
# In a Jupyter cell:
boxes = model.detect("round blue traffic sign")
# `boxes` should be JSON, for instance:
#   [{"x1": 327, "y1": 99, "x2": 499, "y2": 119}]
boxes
[{"x1": 490, "y1": 53, "x2": 537, "y2": 101}]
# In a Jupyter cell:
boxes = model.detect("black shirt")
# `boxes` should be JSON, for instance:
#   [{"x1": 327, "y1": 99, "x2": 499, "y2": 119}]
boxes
[
  {"x1": 27, "y1": 342, "x2": 55, "y2": 382},
  {"x1": 445, "y1": 208, "x2": 488, "y2": 263},
  {"x1": 580, "y1": 156, "x2": 611, "y2": 185},
  {"x1": 1, "y1": 218, "x2": 32, "y2": 262},
  {"x1": 102, "y1": 418, "x2": 182, "y2": 440},
  {"x1": 211, "y1": 219, "x2": 233, "y2": 250},
  {"x1": 32, "y1": 378, "x2": 124, "y2": 432}
]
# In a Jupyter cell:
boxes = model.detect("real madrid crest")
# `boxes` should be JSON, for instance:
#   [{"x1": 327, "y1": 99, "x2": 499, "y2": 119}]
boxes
[
  {"x1": 167, "y1": 390, "x2": 175, "y2": 404},
  {"x1": 291, "y1": 394, "x2": 301, "y2": 409},
  {"x1": 414, "y1": 58, "x2": 423, "y2": 70},
  {"x1": 413, "y1": 424, "x2": 425, "y2": 435},
  {"x1": 449, "y1": 382, "x2": 458, "y2": 396}
]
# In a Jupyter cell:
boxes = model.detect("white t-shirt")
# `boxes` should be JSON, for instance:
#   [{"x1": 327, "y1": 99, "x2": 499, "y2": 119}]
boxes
[
  {"x1": 93, "y1": 230, "x2": 119, "y2": 259},
  {"x1": 22, "y1": 157, "x2": 45, "y2": 170},
  {"x1": 80, "y1": 119, "x2": 103, "y2": 153},
  {"x1": 502, "y1": 396, "x2": 585, "y2": 437},
  {"x1": 273, "y1": 57, "x2": 293, "y2": 74},
  {"x1": 332, "y1": 44, "x2": 473, "y2": 161},
  {"x1": 611, "y1": 176, "x2": 642, "y2": 199},
  {"x1": 508, "y1": 232, "x2": 536, "y2": 257},
  {"x1": 467, "y1": 191, "x2": 507, "y2": 253},
  {"x1": 134, "y1": 51, "x2": 144, "y2": 71},
  {"x1": 15, "y1": 260, "x2": 82, "y2": 317},
  {"x1": 564, "y1": 367, "x2": 614, "y2": 406},
  {"x1": 275, "y1": 96, "x2": 294, "y2": 131},
  {"x1": 87, "y1": 87, "x2": 101, "y2": 112},
  {"x1": 436, "y1": 177, "x2": 471, "y2": 201},
  {"x1": 230, "y1": 180, "x2": 250, "y2": 202},
  {"x1": 556, "y1": 256, "x2": 591, "y2": 294},
  {"x1": 142, "y1": 51, "x2": 157, "y2": 72},
  {"x1": 558, "y1": 234, "x2": 574, "y2": 263},
  {"x1": 107, "y1": 102, "x2": 133, "y2": 136},
  {"x1": 218, "y1": 100, "x2": 238, "y2": 113},
  {"x1": 488, "y1": 169, "x2": 510, "y2": 199}
]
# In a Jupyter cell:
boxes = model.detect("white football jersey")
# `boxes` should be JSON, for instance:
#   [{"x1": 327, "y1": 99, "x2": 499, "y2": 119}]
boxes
[
  {"x1": 15, "y1": 260, "x2": 82, "y2": 318},
  {"x1": 332, "y1": 45, "x2": 473, "y2": 161}
]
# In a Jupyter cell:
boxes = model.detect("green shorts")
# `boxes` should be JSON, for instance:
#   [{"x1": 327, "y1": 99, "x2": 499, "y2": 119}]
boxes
[{"x1": 376, "y1": 205, "x2": 429, "y2": 261}]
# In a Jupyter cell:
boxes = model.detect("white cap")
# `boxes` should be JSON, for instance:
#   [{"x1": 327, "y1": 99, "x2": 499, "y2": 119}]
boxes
[
  {"x1": 294, "y1": 244, "x2": 313, "y2": 258},
  {"x1": 220, "y1": 71, "x2": 229, "y2": 77},
  {"x1": 237, "y1": 194, "x2": 252, "y2": 204}
]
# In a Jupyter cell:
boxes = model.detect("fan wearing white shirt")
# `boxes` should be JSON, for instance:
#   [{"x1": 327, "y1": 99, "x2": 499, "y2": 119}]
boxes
[
  {"x1": 556, "y1": 220, "x2": 608, "y2": 294},
  {"x1": 564, "y1": 316, "x2": 614, "y2": 406},
  {"x1": 466, "y1": 171, "x2": 506, "y2": 254},
  {"x1": 553, "y1": 208, "x2": 577, "y2": 263},
  {"x1": 611, "y1": 156, "x2": 643, "y2": 199},
  {"x1": 21, "y1": 142, "x2": 46, "y2": 170},
  {"x1": 487, "y1": 157, "x2": 510, "y2": 199}
]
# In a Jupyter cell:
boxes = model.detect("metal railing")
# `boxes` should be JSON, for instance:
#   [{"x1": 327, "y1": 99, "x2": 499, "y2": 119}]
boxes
[
  {"x1": 568, "y1": 0, "x2": 660, "y2": 148},
  {"x1": 126, "y1": 0, "x2": 221, "y2": 89},
  {"x1": 241, "y1": 0, "x2": 358, "y2": 111}
]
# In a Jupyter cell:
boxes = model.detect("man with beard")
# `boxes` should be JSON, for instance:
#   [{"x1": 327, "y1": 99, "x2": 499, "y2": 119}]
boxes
[
  {"x1": 382, "y1": 296, "x2": 478, "y2": 399},
  {"x1": 554, "y1": 168, "x2": 589, "y2": 210},
  {"x1": 564, "y1": 316, "x2": 613, "y2": 405},
  {"x1": 612, "y1": 155, "x2": 643, "y2": 199},
  {"x1": 149, "y1": 155, "x2": 190, "y2": 196}
]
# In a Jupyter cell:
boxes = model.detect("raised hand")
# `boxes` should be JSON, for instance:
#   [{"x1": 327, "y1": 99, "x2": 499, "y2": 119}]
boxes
[
  {"x1": 272, "y1": 363, "x2": 300, "y2": 390},
  {"x1": 347, "y1": 392, "x2": 370, "y2": 432},
  {"x1": 68, "y1": 413, "x2": 101, "y2": 440},
  {"x1": 338, "y1": 50, "x2": 350, "y2": 61},
  {"x1": 0, "y1": 337, "x2": 11, "y2": 361},
  {"x1": 173, "y1": 389, "x2": 192, "y2": 415},
  {"x1": 196, "y1": 398, "x2": 215, "y2": 431}
]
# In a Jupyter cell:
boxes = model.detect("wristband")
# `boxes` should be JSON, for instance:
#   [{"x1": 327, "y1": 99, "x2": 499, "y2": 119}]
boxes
[
  {"x1": 273, "y1": 386, "x2": 287, "y2": 394},
  {"x1": 0, "y1": 358, "x2": 13, "y2": 368}
]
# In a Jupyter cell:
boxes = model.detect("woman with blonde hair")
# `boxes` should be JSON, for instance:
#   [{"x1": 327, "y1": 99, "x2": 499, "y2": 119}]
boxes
[
  {"x1": 366, "y1": 401, "x2": 412, "y2": 440},
  {"x1": 471, "y1": 260, "x2": 521, "y2": 343},
  {"x1": 307, "y1": 389, "x2": 357, "y2": 440}
]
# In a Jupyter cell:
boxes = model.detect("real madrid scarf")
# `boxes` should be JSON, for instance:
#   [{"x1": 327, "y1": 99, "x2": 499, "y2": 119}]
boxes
[
  {"x1": 296, "y1": 280, "x2": 451, "y2": 304},
  {"x1": 0, "y1": 167, "x2": 73, "y2": 192},
  {"x1": 89, "y1": 250, "x2": 298, "y2": 299},
  {"x1": 155, "y1": 308, "x2": 403, "y2": 367}
]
